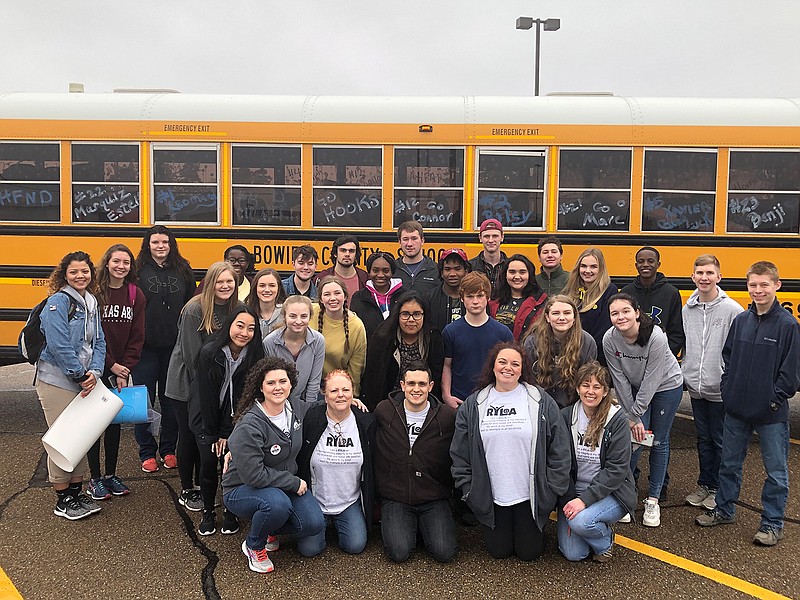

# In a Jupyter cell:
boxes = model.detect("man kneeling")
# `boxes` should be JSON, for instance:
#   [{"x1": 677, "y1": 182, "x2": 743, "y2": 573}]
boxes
[{"x1": 374, "y1": 362, "x2": 458, "y2": 562}]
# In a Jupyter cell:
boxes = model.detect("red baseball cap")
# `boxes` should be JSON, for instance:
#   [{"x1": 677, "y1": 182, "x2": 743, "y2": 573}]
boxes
[
  {"x1": 439, "y1": 248, "x2": 469, "y2": 265},
  {"x1": 479, "y1": 218, "x2": 503, "y2": 233}
]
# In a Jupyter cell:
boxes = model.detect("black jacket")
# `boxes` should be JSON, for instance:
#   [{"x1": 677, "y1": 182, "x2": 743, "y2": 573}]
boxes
[
  {"x1": 297, "y1": 403, "x2": 376, "y2": 527},
  {"x1": 188, "y1": 344, "x2": 247, "y2": 444},
  {"x1": 721, "y1": 299, "x2": 800, "y2": 424},
  {"x1": 361, "y1": 325, "x2": 445, "y2": 411},
  {"x1": 374, "y1": 391, "x2": 455, "y2": 505},
  {"x1": 621, "y1": 273, "x2": 685, "y2": 357},
  {"x1": 349, "y1": 286, "x2": 406, "y2": 341},
  {"x1": 137, "y1": 258, "x2": 195, "y2": 348},
  {"x1": 425, "y1": 285, "x2": 465, "y2": 334},
  {"x1": 395, "y1": 256, "x2": 441, "y2": 294}
]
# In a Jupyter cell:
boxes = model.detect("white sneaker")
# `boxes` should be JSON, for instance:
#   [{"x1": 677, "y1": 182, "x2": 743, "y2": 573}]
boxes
[
  {"x1": 618, "y1": 513, "x2": 632, "y2": 523},
  {"x1": 642, "y1": 499, "x2": 661, "y2": 527},
  {"x1": 242, "y1": 540, "x2": 274, "y2": 573}
]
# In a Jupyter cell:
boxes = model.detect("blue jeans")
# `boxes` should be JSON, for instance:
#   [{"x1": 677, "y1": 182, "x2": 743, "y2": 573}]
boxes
[
  {"x1": 295, "y1": 500, "x2": 368, "y2": 556},
  {"x1": 558, "y1": 494, "x2": 627, "y2": 561},
  {"x1": 223, "y1": 485, "x2": 325, "y2": 551},
  {"x1": 715, "y1": 414, "x2": 789, "y2": 530},
  {"x1": 691, "y1": 398, "x2": 725, "y2": 490},
  {"x1": 133, "y1": 345, "x2": 178, "y2": 461},
  {"x1": 630, "y1": 385, "x2": 682, "y2": 499},
  {"x1": 380, "y1": 499, "x2": 457, "y2": 563}
]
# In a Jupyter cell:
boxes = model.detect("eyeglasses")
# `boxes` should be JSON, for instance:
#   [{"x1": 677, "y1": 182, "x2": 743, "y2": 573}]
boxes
[
  {"x1": 226, "y1": 257, "x2": 249, "y2": 265},
  {"x1": 399, "y1": 311, "x2": 424, "y2": 320}
]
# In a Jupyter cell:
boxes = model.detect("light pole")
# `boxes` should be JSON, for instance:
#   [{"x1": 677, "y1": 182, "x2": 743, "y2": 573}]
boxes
[{"x1": 515, "y1": 17, "x2": 561, "y2": 96}]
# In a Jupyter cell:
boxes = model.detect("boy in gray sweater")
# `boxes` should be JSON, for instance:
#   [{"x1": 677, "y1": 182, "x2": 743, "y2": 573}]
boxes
[{"x1": 681, "y1": 255, "x2": 743, "y2": 510}]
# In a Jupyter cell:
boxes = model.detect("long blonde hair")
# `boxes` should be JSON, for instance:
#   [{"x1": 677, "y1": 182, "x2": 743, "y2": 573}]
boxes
[
  {"x1": 527, "y1": 295, "x2": 584, "y2": 395},
  {"x1": 562, "y1": 247, "x2": 611, "y2": 313},
  {"x1": 183, "y1": 261, "x2": 239, "y2": 334}
]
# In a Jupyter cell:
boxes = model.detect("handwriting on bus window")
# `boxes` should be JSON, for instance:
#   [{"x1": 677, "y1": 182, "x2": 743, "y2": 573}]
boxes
[
  {"x1": 728, "y1": 196, "x2": 786, "y2": 229},
  {"x1": 557, "y1": 193, "x2": 629, "y2": 230},
  {"x1": 643, "y1": 195, "x2": 713, "y2": 231},
  {"x1": 316, "y1": 190, "x2": 380, "y2": 225},
  {"x1": 345, "y1": 166, "x2": 381, "y2": 187},
  {"x1": 395, "y1": 195, "x2": 455, "y2": 226},
  {"x1": 478, "y1": 193, "x2": 533, "y2": 227},
  {"x1": 313, "y1": 165, "x2": 337, "y2": 186},
  {"x1": 0, "y1": 187, "x2": 56, "y2": 208},
  {"x1": 73, "y1": 186, "x2": 140, "y2": 222},
  {"x1": 405, "y1": 167, "x2": 452, "y2": 187},
  {"x1": 234, "y1": 188, "x2": 300, "y2": 226}
]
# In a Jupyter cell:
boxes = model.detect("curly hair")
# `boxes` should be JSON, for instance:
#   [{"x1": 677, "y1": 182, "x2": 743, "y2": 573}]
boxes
[
  {"x1": 475, "y1": 341, "x2": 534, "y2": 391},
  {"x1": 47, "y1": 251, "x2": 100, "y2": 297},
  {"x1": 526, "y1": 294, "x2": 584, "y2": 395},
  {"x1": 96, "y1": 244, "x2": 138, "y2": 306},
  {"x1": 317, "y1": 275, "x2": 352, "y2": 354},
  {"x1": 233, "y1": 356, "x2": 299, "y2": 423},
  {"x1": 573, "y1": 361, "x2": 614, "y2": 450}
]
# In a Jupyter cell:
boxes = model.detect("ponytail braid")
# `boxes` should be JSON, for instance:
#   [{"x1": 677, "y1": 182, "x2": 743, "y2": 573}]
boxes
[
  {"x1": 317, "y1": 302, "x2": 326, "y2": 336},
  {"x1": 342, "y1": 299, "x2": 351, "y2": 355}
]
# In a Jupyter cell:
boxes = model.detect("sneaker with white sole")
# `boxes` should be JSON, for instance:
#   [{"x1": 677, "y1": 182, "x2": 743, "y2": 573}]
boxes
[
  {"x1": 221, "y1": 510, "x2": 240, "y2": 535},
  {"x1": 53, "y1": 495, "x2": 91, "y2": 521},
  {"x1": 178, "y1": 489, "x2": 203, "y2": 512},
  {"x1": 88, "y1": 478, "x2": 112, "y2": 501},
  {"x1": 266, "y1": 534, "x2": 280, "y2": 552},
  {"x1": 701, "y1": 490, "x2": 717, "y2": 511},
  {"x1": 685, "y1": 485, "x2": 711, "y2": 507},
  {"x1": 242, "y1": 540, "x2": 275, "y2": 573},
  {"x1": 76, "y1": 492, "x2": 102, "y2": 515},
  {"x1": 753, "y1": 526, "x2": 784, "y2": 546},
  {"x1": 104, "y1": 475, "x2": 130, "y2": 496},
  {"x1": 618, "y1": 513, "x2": 632, "y2": 524},
  {"x1": 695, "y1": 508, "x2": 736, "y2": 527},
  {"x1": 642, "y1": 499, "x2": 660, "y2": 527},
  {"x1": 198, "y1": 510, "x2": 216, "y2": 536}
]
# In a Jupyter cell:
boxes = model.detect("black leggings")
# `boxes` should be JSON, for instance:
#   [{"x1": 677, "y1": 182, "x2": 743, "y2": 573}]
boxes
[
  {"x1": 196, "y1": 437, "x2": 224, "y2": 511},
  {"x1": 173, "y1": 401, "x2": 200, "y2": 491},
  {"x1": 87, "y1": 423, "x2": 121, "y2": 479},
  {"x1": 482, "y1": 501, "x2": 545, "y2": 561}
]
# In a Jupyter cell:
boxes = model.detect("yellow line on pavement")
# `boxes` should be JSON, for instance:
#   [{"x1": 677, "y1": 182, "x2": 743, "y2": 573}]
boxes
[
  {"x1": 0, "y1": 566, "x2": 23, "y2": 600},
  {"x1": 616, "y1": 534, "x2": 792, "y2": 600}
]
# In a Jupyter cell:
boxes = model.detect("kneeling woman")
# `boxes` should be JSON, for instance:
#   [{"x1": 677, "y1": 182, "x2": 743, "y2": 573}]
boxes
[
  {"x1": 558, "y1": 361, "x2": 637, "y2": 562},
  {"x1": 190, "y1": 306, "x2": 265, "y2": 536},
  {"x1": 222, "y1": 357, "x2": 325, "y2": 573},
  {"x1": 296, "y1": 370, "x2": 375, "y2": 556},
  {"x1": 450, "y1": 342, "x2": 570, "y2": 561}
]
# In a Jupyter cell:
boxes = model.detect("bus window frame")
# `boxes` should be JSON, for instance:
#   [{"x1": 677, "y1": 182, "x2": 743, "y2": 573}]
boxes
[
  {"x1": 312, "y1": 144, "x2": 384, "y2": 230},
  {"x1": 70, "y1": 141, "x2": 141, "y2": 225},
  {"x1": 230, "y1": 143, "x2": 303, "y2": 229},
  {"x1": 0, "y1": 140, "x2": 61, "y2": 224},
  {"x1": 151, "y1": 142, "x2": 220, "y2": 226},
  {"x1": 641, "y1": 147, "x2": 718, "y2": 233},
  {"x1": 474, "y1": 147, "x2": 546, "y2": 232},
  {"x1": 556, "y1": 146, "x2": 633, "y2": 233},
  {"x1": 726, "y1": 147, "x2": 800, "y2": 235},
  {"x1": 393, "y1": 145, "x2": 465, "y2": 230}
]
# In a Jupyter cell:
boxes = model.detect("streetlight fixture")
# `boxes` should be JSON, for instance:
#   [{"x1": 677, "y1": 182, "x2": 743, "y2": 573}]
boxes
[{"x1": 515, "y1": 17, "x2": 561, "y2": 96}]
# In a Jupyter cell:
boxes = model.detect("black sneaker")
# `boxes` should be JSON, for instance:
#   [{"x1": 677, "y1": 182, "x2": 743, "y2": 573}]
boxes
[
  {"x1": 221, "y1": 510, "x2": 240, "y2": 535},
  {"x1": 76, "y1": 492, "x2": 102, "y2": 515},
  {"x1": 179, "y1": 489, "x2": 204, "y2": 512},
  {"x1": 199, "y1": 510, "x2": 216, "y2": 536},
  {"x1": 54, "y1": 495, "x2": 91, "y2": 520}
]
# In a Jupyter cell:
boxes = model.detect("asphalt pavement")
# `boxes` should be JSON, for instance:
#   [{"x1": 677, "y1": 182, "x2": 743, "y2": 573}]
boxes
[{"x1": 0, "y1": 363, "x2": 797, "y2": 600}]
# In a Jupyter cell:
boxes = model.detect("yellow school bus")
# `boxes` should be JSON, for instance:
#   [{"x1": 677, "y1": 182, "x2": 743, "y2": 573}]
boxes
[{"x1": 1, "y1": 92, "x2": 799, "y2": 363}]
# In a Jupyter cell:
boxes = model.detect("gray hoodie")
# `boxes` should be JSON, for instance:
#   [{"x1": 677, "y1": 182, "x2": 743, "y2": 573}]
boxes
[
  {"x1": 602, "y1": 325, "x2": 683, "y2": 425},
  {"x1": 681, "y1": 287, "x2": 743, "y2": 402}
]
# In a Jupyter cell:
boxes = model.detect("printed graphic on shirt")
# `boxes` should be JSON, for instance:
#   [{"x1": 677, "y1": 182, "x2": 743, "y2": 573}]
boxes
[
  {"x1": 146, "y1": 275, "x2": 180, "y2": 294},
  {"x1": 482, "y1": 402, "x2": 525, "y2": 431},
  {"x1": 494, "y1": 298, "x2": 522, "y2": 330},
  {"x1": 647, "y1": 305, "x2": 663, "y2": 325},
  {"x1": 103, "y1": 303, "x2": 134, "y2": 322},
  {"x1": 405, "y1": 403, "x2": 429, "y2": 448},
  {"x1": 575, "y1": 429, "x2": 601, "y2": 466}
]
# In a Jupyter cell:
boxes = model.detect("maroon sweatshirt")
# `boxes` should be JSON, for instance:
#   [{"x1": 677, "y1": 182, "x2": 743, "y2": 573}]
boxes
[{"x1": 101, "y1": 283, "x2": 146, "y2": 372}]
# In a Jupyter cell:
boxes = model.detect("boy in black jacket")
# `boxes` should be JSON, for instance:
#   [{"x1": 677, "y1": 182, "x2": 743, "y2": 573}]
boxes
[{"x1": 695, "y1": 261, "x2": 800, "y2": 546}]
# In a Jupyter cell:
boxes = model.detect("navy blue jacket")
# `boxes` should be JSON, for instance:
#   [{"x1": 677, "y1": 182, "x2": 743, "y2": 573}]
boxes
[{"x1": 721, "y1": 299, "x2": 800, "y2": 424}]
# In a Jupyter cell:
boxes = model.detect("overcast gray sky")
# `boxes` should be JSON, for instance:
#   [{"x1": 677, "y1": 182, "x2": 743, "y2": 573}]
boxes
[{"x1": 4, "y1": 0, "x2": 799, "y2": 98}]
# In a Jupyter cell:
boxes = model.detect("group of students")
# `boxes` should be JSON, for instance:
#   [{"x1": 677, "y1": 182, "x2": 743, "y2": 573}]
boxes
[{"x1": 32, "y1": 218, "x2": 799, "y2": 575}]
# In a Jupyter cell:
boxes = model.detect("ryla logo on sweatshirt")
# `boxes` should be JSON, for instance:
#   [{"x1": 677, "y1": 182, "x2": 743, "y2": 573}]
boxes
[{"x1": 487, "y1": 405, "x2": 517, "y2": 416}]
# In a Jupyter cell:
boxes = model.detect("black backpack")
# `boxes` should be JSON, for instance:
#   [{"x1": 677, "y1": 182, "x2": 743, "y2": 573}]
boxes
[{"x1": 18, "y1": 291, "x2": 79, "y2": 364}]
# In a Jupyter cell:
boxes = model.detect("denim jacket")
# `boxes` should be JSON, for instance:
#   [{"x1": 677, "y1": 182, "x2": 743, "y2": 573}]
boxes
[{"x1": 38, "y1": 287, "x2": 106, "y2": 390}]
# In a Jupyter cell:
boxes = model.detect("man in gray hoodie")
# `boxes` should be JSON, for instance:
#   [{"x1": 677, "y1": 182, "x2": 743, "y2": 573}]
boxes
[{"x1": 681, "y1": 255, "x2": 743, "y2": 510}]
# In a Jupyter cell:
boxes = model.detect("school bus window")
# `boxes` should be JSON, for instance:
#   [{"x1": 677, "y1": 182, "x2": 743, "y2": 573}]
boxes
[
  {"x1": 71, "y1": 143, "x2": 140, "y2": 224},
  {"x1": 232, "y1": 145, "x2": 301, "y2": 227},
  {"x1": 312, "y1": 146, "x2": 382, "y2": 228},
  {"x1": 394, "y1": 147, "x2": 464, "y2": 229},
  {"x1": 642, "y1": 149, "x2": 717, "y2": 232},
  {"x1": 557, "y1": 149, "x2": 631, "y2": 232},
  {"x1": 152, "y1": 146, "x2": 219, "y2": 224},
  {"x1": 0, "y1": 141, "x2": 60, "y2": 223},
  {"x1": 476, "y1": 150, "x2": 545, "y2": 230},
  {"x1": 727, "y1": 150, "x2": 800, "y2": 234}
]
